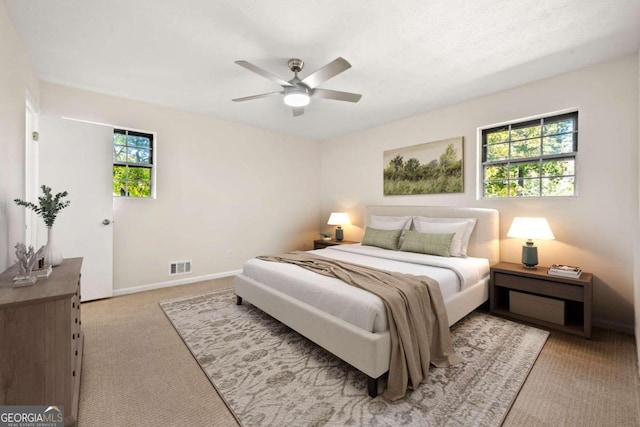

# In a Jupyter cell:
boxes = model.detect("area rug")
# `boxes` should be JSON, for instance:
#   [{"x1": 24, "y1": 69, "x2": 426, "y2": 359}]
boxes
[{"x1": 160, "y1": 289, "x2": 548, "y2": 427}]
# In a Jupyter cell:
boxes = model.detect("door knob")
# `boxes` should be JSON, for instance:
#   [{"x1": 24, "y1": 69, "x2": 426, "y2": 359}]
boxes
[{"x1": 102, "y1": 219, "x2": 111, "y2": 225}]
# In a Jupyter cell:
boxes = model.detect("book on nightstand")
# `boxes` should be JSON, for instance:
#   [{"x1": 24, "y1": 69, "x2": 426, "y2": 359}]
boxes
[{"x1": 548, "y1": 264, "x2": 582, "y2": 279}]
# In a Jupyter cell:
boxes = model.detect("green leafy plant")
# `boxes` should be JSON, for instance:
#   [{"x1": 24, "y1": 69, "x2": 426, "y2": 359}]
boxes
[
  {"x1": 14, "y1": 185, "x2": 71, "y2": 228},
  {"x1": 320, "y1": 231, "x2": 333, "y2": 238}
]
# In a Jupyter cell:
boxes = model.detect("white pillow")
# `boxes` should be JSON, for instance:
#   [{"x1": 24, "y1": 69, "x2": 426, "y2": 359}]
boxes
[
  {"x1": 369, "y1": 215, "x2": 412, "y2": 231},
  {"x1": 412, "y1": 217, "x2": 477, "y2": 257}
]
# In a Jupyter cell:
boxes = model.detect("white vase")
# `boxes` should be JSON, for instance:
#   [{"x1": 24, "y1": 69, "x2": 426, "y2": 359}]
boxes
[{"x1": 44, "y1": 227, "x2": 63, "y2": 266}]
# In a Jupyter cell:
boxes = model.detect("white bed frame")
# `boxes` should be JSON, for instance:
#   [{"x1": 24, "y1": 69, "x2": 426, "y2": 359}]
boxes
[{"x1": 234, "y1": 206, "x2": 499, "y2": 397}]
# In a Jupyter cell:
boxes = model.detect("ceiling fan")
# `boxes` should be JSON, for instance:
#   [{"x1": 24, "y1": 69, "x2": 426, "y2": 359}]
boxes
[{"x1": 232, "y1": 57, "x2": 362, "y2": 116}]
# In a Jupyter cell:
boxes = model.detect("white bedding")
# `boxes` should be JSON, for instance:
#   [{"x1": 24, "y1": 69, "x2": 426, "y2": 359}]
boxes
[{"x1": 241, "y1": 244, "x2": 489, "y2": 333}]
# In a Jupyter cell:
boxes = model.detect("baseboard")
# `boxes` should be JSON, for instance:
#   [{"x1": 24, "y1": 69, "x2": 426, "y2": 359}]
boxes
[
  {"x1": 593, "y1": 317, "x2": 635, "y2": 335},
  {"x1": 112, "y1": 270, "x2": 242, "y2": 297}
]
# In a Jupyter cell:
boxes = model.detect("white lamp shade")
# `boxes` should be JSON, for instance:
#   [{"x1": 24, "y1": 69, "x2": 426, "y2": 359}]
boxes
[
  {"x1": 327, "y1": 212, "x2": 351, "y2": 226},
  {"x1": 507, "y1": 217, "x2": 555, "y2": 240}
]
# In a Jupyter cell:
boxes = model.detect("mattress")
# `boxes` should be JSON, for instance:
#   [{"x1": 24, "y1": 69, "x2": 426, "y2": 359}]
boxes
[{"x1": 241, "y1": 244, "x2": 489, "y2": 333}]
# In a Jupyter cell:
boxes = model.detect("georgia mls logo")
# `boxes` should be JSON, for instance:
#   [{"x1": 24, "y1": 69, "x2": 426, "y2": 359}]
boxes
[
  {"x1": 44, "y1": 407, "x2": 62, "y2": 417},
  {"x1": 0, "y1": 405, "x2": 64, "y2": 427}
]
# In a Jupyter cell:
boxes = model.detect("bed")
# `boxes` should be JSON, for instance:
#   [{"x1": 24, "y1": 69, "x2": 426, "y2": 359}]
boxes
[{"x1": 234, "y1": 206, "x2": 499, "y2": 397}]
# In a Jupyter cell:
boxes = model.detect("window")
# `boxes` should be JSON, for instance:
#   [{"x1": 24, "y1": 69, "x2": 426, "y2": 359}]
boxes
[
  {"x1": 481, "y1": 112, "x2": 578, "y2": 198},
  {"x1": 113, "y1": 129, "x2": 154, "y2": 197}
]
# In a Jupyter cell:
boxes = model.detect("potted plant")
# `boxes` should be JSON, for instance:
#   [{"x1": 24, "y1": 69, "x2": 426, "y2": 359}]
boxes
[
  {"x1": 319, "y1": 231, "x2": 333, "y2": 241},
  {"x1": 14, "y1": 185, "x2": 71, "y2": 266}
]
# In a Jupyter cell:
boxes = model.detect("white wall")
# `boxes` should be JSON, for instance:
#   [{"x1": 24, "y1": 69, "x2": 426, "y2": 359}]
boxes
[
  {"x1": 320, "y1": 55, "x2": 639, "y2": 331},
  {"x1": 0, "y1": 2, "x2": 40, "y2": 271},
  {"x1": 636, "y1": 51, "x2": 640, "y2": 370},
  {"x1": 40, "y1": 83, "x2": 320, "y2": 292}
]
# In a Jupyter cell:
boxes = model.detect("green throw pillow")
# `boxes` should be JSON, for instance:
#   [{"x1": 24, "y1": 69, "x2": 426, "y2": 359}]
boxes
[
  {"x1": 399, "y1": 230, "x2": 454, "y2": 257},
  {"x1": 361, "y1": 227, "x2": 403, "y2": 250}
]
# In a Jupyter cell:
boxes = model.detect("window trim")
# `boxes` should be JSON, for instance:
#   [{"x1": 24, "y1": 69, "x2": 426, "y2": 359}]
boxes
[
  {"x1": 113, "y1": 128, "x2": 157, "y2": 199},
  {"x1": 478, "y1": 110, "x2": 579, "y2": 200}
]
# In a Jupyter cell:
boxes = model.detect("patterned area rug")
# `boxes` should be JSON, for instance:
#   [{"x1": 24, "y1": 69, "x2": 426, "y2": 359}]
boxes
[{"x1": 160, "y1": 289, "x2": 548, "y2": 427}]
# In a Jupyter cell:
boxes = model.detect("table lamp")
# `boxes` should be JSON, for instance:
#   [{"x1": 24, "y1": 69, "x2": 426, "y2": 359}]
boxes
[
  {"x1": 327, "y1": 212, "x2": 351, "y2": 241},
  {"x1": 507, "y1": 217, "x2": 555, "y2": 269}
]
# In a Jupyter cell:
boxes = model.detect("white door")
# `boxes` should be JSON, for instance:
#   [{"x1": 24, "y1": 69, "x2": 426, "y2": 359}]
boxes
[
  {"x1": 39, "y1": 116, "x2": 114, "y2": 301},
  {"x1": 24, "y1": 97, "x2": 39, "y2": 249}
]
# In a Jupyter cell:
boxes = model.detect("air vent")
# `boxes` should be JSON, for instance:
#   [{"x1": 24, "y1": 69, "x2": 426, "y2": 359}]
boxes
[{"x1": 169, "y1": 260, "x2": 192, "y2": 275}]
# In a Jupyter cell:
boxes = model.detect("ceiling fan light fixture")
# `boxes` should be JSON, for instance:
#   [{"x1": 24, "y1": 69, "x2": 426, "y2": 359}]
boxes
[
  {"x1": 234, "y1": 57, "x2": 361, "y2": 116},
  {"x1": 283, "y1": 87, "x2": 310, "y2": 107}
]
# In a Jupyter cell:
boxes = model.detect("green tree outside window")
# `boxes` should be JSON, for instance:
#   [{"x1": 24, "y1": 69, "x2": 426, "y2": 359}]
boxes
[
  {"x1": 482, "y1": 112, "x2": 577, "y2": 198},
  {"x1": 113, "y1": 129, "x2": 154, "y2": 198}
]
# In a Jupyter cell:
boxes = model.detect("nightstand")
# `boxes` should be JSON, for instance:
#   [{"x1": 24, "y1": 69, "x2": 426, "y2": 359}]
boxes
[
  {"x1": 313, "y1": 239, "x2": 358, "y2": 250},
  {"x1": 490, "y1": 261, "x2": 593, "y2": 338}
]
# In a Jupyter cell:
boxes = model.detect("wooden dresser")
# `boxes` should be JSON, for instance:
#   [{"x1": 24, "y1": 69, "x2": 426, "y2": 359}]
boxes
[{"x1": 0, "y1": 258, "x2": 83, "y2": 427}]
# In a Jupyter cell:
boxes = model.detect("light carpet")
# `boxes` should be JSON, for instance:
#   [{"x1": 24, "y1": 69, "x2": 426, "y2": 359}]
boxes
[{"x1": 160, "y1": 289, "x2": 549, "y2": 427}]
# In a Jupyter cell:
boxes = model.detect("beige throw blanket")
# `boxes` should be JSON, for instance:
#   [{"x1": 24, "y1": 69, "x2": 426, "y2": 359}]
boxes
[{"x1": 257, "y1": 251, "x2": 462, "y2": 400}]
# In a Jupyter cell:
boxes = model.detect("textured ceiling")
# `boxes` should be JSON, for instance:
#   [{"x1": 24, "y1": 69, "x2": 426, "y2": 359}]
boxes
[{"x1": 6, "y1": 0, "x2": 640, "y2": 140}]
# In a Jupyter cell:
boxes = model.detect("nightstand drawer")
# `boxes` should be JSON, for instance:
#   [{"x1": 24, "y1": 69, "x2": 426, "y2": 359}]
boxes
[
  {"x1": 510, "y1": 291, "x2": 565, "y2": 325},
  {"x1": 494, "y1": 272, "x2": 584, "y2": 302}
]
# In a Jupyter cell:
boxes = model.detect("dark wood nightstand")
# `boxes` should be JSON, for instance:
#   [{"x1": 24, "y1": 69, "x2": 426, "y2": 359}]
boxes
[
  {"x1": 490, "y1": 261, "x2": 593, "y2": 338},
  {"x1": 313, "y1": 239, "x2": 358, "y2": 250}
]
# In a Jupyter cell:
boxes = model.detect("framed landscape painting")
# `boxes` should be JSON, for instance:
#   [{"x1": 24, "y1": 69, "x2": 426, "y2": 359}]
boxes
[{"x1": 383, "y1": 137, "x2": 464, "y2": 195}]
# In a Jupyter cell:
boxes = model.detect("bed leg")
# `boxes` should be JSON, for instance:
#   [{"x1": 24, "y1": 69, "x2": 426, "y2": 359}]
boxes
[
  {"x1": 236, "y1": 295, "x2": 243, "y2": 305},
  {"x1": 367, "y1": 376, "x2": 378, "y2": 398}
]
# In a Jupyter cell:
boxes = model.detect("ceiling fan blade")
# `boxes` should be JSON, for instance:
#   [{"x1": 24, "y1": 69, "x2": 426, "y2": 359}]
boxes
[
  {"x1": 232, "y1": 91, "x2": 282, "y2": 102},
  {"x1": 301, "y1": 57, "x2": 352, "y2": 89},
  {"x1": 235, "y1": 61, "x2": 294, "y2": 87},
  {"x1": 312, "y1": 88, "x2": 362, "y2": 103}
]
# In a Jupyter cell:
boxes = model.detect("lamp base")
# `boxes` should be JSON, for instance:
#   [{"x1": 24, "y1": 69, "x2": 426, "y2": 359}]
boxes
[
  {"x1": 335, "y1": 227, "x2": 344, "y2": 241},
  {"x1": 522, "y1": 244, "x2": 538, "y2": 269}
]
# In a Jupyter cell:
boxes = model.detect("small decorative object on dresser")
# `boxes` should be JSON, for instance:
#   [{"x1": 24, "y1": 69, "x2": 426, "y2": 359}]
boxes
[
  {"x1": 13, "y1": 243, "x2": 46, "y2": 286},
  {"x1": 490, "y1": 261, "x2": 593, "y2": 338},
  {"x1": 14, "y1": 185, "x2": 71, "y2": 267}
]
